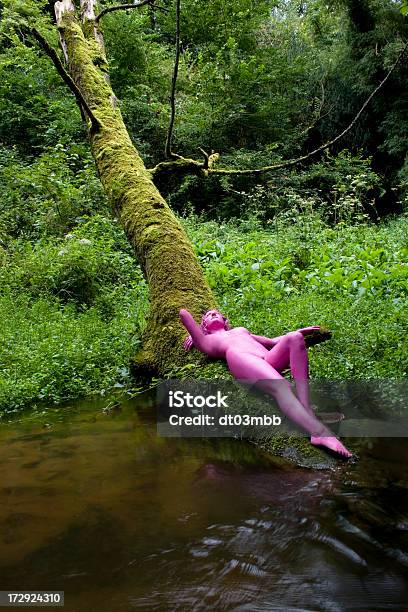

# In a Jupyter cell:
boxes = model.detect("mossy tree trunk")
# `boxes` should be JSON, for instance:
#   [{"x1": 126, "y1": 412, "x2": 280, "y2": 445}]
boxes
[{"x1": 54, "y1": 0, "x2": 215, "y2": 375}]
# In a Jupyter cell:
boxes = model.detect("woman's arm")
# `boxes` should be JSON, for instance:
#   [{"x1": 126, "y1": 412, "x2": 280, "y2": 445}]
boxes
[
  {"x1": 179, "y1": 309, "x2": 211, "y2": 353},
  {"x1": 251, "y1": 325, "x2": 320, "y2": 349},
  {"x1": 251, "y1": 327, "x2": 320, "y2": 347},
  {"x1": 250, "y1": 334, "x2": 285, "y2": 348}
]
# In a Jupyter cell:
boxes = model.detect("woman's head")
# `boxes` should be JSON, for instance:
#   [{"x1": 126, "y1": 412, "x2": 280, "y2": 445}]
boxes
[
  {"x1": 201, "y1": 309, "x2": 230, "y2": 334},
  {"x1": 183, "y1": 309, "x2": 230, "y2": 351}
]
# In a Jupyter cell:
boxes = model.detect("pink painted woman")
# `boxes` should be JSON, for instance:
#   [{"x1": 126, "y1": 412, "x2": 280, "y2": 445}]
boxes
[{"x1": 179, "y1": 308, "x2": 352, "y2": 458}]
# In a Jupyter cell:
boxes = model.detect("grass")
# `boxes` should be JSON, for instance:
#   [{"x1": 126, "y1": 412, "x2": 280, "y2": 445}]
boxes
[
  {"x1": 0, "y1": 210, "x2": 407, "y2": 416},
  {"x1": 184, "y1": 212, "x2": 408, "y2": 379},
  {"x1": 0, "y1": 293, "x2": 145, "y2": 414},
  {"x1": 0, "y1": 215, "x2": 149, "y2": 416}
]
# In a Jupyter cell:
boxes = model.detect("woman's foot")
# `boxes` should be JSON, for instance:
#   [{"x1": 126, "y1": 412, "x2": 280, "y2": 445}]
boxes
[{"x1": 310, "y1": 436, "x2": 352, "y2": 458}]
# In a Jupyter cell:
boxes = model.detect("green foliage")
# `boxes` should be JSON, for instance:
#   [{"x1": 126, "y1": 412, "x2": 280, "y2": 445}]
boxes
[
  {"x1": 0, "y1": 292, "x2": 142, "y2": 413},
  {"x1": 0, "y1": 6, "x2": 83, "y2": 153},
  {"x1": 169, "y1": 149, "x2": 383, "y2": 222},
  {"x1": 259, "y1": 150, "x2": 384, "y2": 223},
  {"x1": 0, "y1": 144, "x2": 107, "y2": 240},
  {"x1": 103, "y1": 11, "x2": 173, "y2": 163},
  {"x1": 0, "y1": 0, "x2": 407, "y2": 417},
  {"x1": 183, "y1": 212, "x2": 408, "y2": 378},
  {"x1": 0, "y1": 214, "x2": 144, "y2": 306},
  {"x1": 2, "y1": 0, "x2": 407, "y2": 208},
  {"x1": 101, "y1": 0, "x2": 341, "y2": 159},
  {"x1": 0, "y1": 214, "x2": 148, "y2": 413},
  {"x1": 0, "y1": 46, "x2": 82, "y2": 152},
  {"x1": 1, "y1": 205, "x2": 406, "y2": 414},
  {"x1": 313, "y1": 0, "x2": 408, "y2": 204},
  {"x1": 186, "y1": 213, "x2": 407, "y2": 302},
  {"x1": 171, "y1": 0, "x2": 325, "y2": 154}
]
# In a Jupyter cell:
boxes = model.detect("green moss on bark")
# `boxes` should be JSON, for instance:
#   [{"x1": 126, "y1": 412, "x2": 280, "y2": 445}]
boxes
[{"x1": 58, "y1": 9, "x2": 215, "y2": 374}]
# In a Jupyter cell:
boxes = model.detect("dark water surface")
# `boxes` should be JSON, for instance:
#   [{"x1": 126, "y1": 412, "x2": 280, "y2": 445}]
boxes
[{"x1": 0, "y1": 395, "x2": 407, "y2": 611}]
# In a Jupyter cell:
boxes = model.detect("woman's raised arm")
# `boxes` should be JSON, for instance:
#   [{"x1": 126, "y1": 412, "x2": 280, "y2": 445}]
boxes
[{"x1": 179, "y1": 309, "x2": 210, "y2": 353}]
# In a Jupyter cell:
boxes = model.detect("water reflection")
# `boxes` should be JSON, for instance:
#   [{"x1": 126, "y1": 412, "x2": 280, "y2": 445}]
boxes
[{"x1": 0, "y1": 397, "x2": 407, "y2": 610}]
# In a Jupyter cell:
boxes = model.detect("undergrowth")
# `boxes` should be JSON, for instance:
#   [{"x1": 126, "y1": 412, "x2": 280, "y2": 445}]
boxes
[{"x1": 0, "y1": 208, "x2": 406, "y2": 416}]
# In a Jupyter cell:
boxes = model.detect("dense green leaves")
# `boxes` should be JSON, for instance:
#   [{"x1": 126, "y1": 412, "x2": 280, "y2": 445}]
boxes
[
  {"x1": 0, "y1": 214, "x2": 148, "y2": 413},
  {"x1": 0, "y1": 144, "x2": 106, "y2": 240},
  {"x1": 1, "y1": 210, "x2": 406, "y2": 413},
  {"x1": 0, "y1": 0, "x2": 407, "y2": 413},
  {"x1": 184, "y1": 212, "x2": 408, "y2": 379}
]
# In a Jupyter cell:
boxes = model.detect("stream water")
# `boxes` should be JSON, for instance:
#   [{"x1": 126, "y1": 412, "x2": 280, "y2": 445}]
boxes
[{"x1": 0, "y1": 394, "x2": 407, "y2": 611}]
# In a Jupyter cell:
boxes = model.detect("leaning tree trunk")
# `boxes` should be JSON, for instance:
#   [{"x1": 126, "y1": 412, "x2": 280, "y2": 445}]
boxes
[{"x1": 54, "y1": 0, "x2": 216, "y2": 375}]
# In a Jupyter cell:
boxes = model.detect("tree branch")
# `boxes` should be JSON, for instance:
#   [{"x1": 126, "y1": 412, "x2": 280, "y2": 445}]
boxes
[
  {"x1": 30, "y1": 28, "x2": 101, "y2": 132},
  {"x1": 165, "y1": 0, "x2": 181, "y2": 159},
  {"x1": 150, "y1": 156, "x2": 207, "y2": 180},
  {"x1": 152, "y1": 39, "x2": 408, "y2": 178},
  {"x1": 150, "y1": 149, "x2": 219, "y2": 180},
  {"x1": 95, "y1": 1, "x2": 168, "y2": 23}
]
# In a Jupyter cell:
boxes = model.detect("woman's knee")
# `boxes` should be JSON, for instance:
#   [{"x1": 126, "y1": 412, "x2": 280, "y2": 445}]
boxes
[{"x1": 286, "y1": 331, "x2": 305, "y2": 348}]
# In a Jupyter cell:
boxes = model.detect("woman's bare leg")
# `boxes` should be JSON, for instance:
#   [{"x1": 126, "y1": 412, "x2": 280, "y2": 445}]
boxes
[
  {"x1": 264, "y1": 332, "x2": 313, "y2": 414},
  {"x1": 226, "y1": 349, "x2": 352, "y2": 458},
  {"x1": 226, "y1": 349, "x2": 327, "y2": 435},
  {"x1": 265, "y1": 332, "x2": 345, "y2": 424}
]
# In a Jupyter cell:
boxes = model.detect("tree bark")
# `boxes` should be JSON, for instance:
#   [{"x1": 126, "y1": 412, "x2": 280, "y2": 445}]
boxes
[{"x1": 54, "y1": 1, "x2": 215, "y2": 375}]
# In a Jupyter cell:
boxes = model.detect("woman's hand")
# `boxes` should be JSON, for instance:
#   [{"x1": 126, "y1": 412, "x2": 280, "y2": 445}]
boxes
[
  {"x1": 297, "y1": 326, "x2": 321, "y2": 335},
  {"x1": 183, "y1": 336, "x2": 193, "y2": 351}
]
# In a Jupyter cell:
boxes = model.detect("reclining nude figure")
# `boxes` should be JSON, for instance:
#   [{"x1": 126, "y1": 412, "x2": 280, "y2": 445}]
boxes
[{"x1": 179, "y1": 308, "x2": 352, "y2": 458}]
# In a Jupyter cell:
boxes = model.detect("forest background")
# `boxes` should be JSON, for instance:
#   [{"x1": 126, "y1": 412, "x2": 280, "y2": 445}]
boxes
[{"x1": 0, "y1": 0, "x2": 407, "y2": 416}]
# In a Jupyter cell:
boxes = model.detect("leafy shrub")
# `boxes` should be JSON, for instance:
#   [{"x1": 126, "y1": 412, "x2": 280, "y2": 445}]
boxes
[
  {"x1": 168, "y1": 150, "x2": 384, "y2": 223},
  {"x1": 0, "y1": 292, "x2": 146, "y2": 414},
  {"x1": 0, "y1": 215, "x2": 143, "y2": 308},
  {"x1": 239, "y1": 150, "x2": 384, "y2": 224},
  {"x1": 0, "y1": 144, "x2": 107, "y2": 241},
  {"x1": 183, "y1": 212, "x2": 408, "y2": 378},
  {"x1": 0, "y1": 214, "x2": 148, "y2": 414}
]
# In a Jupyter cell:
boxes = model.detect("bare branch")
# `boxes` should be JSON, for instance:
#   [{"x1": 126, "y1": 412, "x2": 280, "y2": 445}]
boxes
[
  {"x1": 197, "y1": 148, "x2": 219, "y2": 170},
  {"x1": 95, "y1": 1, "x2": 168, "y2": 23},
  {"x1": 55, "y1": 0, "x2": 76, "y2": 26},
  {"x1": 298, "y1": 78, "x2": 327, "y2": 138},
  {"x1": 198, "y1": 147, "x2": 209, "y2": 169},
  {"x1": 80, "y1": 0, "x2": 97, "y2": 21},
  {"x1": 30, "y1": 28, "x2": 101, "y2": 132},
  {"x1": 165, "y1": 0, "x2": 181, "y2": 159}
]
